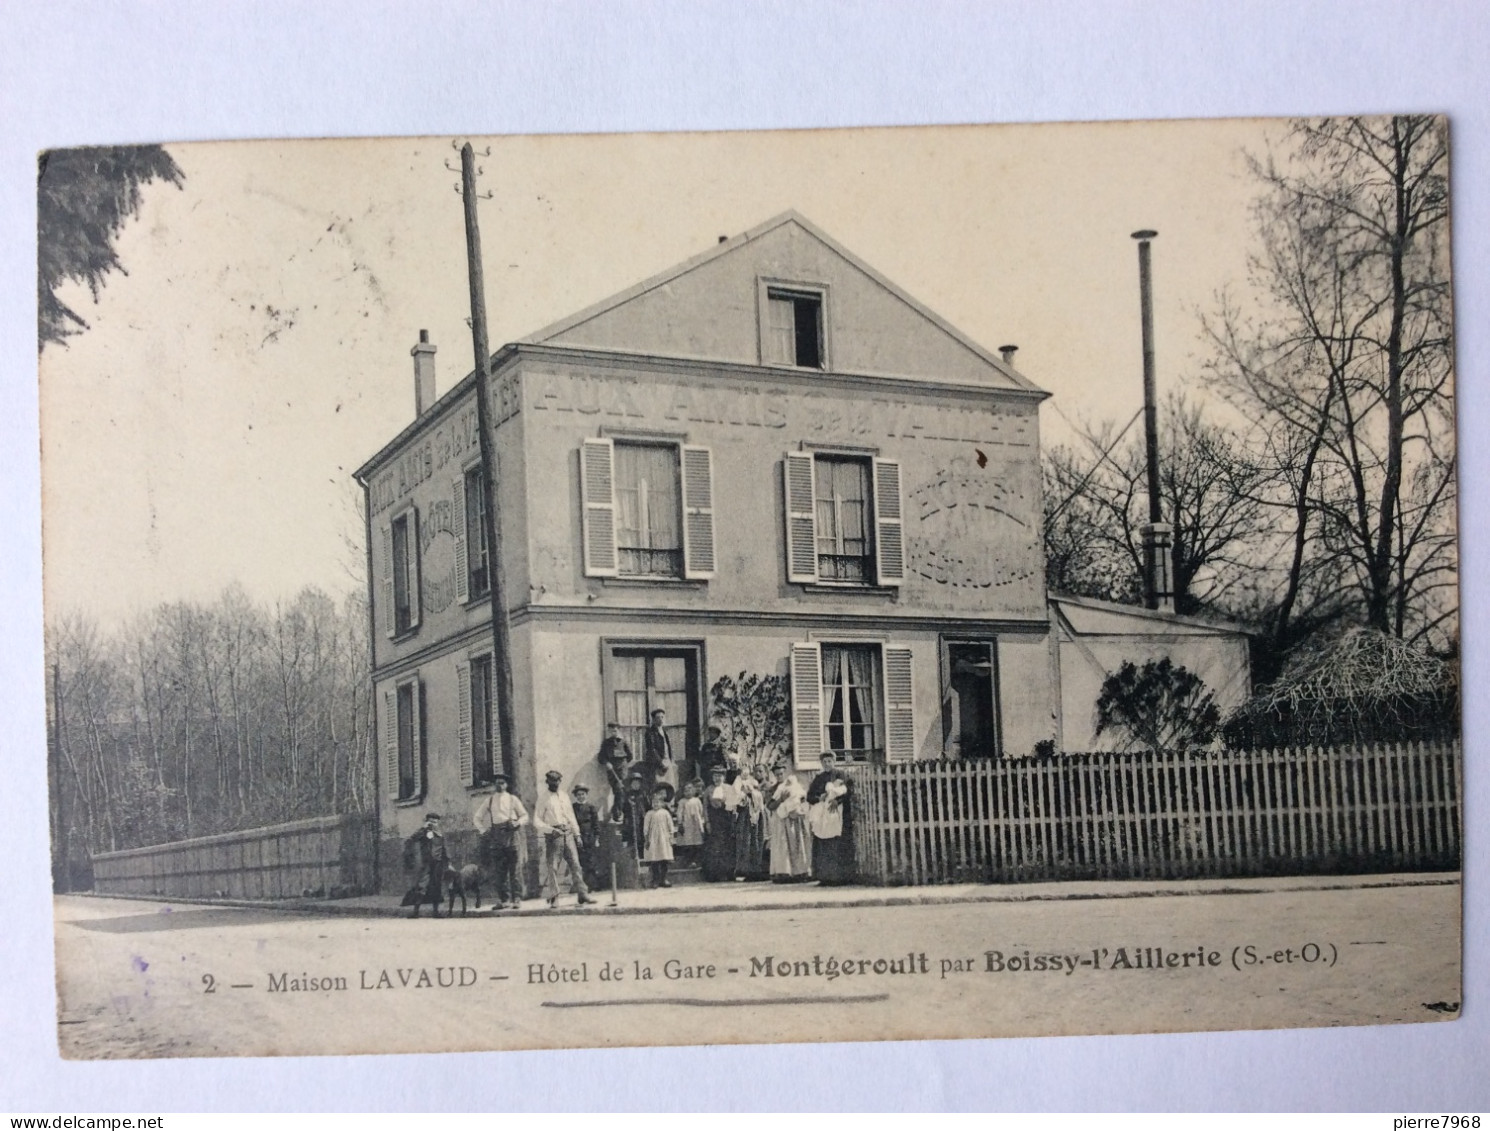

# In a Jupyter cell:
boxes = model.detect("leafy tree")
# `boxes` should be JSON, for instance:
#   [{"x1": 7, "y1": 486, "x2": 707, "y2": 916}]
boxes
[
  {"x1": 1094, "y1": 657, "x2": 1221, "y2": 753},
  {"x1": 37, "y1": 145, "x2": 183, "y2": 349}
]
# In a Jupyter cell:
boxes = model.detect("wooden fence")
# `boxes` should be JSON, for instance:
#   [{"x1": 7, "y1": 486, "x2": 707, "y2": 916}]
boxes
[
  {"x1": 848, "y1": 741, "x2": 1460, "y2": 886},
  {"x1": 90, "y1": 814, "x2": 376, "y2": 900}
]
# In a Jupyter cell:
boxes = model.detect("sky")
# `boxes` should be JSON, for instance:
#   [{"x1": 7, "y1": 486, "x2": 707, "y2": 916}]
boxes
[{"x1": 39, "y1": 119, "x2": 1274, "y2": 627}]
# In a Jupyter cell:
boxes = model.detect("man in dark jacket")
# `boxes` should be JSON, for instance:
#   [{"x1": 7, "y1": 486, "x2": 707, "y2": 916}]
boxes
[
  {"x1": 571, "y1": 784, "x2": 601, "y2": 889},
  {"x1": 402, "y1": 813, "x2": 450, "y2": 918}
]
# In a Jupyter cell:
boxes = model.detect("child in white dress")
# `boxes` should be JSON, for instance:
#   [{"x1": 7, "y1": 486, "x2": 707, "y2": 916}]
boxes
[{"x1": 642, "y1": 788, "x2": 676, "y2": 888}]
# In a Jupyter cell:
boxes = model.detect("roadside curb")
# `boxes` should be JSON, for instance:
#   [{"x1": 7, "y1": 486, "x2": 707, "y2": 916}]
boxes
[{"x1": 64, "y1": 872, "x2": 1460, "y2": 920}]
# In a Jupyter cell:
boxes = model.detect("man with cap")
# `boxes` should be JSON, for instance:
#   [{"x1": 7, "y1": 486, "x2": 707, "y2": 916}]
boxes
[
  {"x1": 642, "y1": 708, "x2": 677, "y2": 793},
  {"x1": 401, "y1": 812, "x2": 450, "y2": 919},
  {"x1": 471, "y1": 771, "x2": 529, "y2": 909},
  {"x1": 533, "y1": 769, "x2": 598, "y2": 908}
]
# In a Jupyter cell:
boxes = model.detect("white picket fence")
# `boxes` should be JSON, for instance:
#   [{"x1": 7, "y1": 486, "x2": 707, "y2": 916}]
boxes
[{"x1": 849, "y1": 740, "x2": 1461, "y2": 885}]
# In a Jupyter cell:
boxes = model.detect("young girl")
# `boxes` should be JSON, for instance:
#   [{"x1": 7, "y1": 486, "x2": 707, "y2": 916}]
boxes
[
  {"x1": 641, "y1": 787, "x2": 676, "y2": 888},
  {"x1": 675, "y1": 779, "x2": 706, "y2": 867}
]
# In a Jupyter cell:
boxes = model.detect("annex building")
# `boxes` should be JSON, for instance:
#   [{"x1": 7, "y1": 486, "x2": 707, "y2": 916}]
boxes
[{"x1": 353, "y1": 211, "x2": 1249, "y2": 884}]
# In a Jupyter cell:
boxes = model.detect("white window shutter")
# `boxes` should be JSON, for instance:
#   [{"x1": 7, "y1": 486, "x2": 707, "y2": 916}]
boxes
[
  {"x1": 381, "y1": 526, "x2": 395, "y2": 639},
  {"x1": 453, "y1": 476, "x2": 469, "y2": 606},
  {"x1": 383, "y1": 687, "x2": 399, "y2": 799},
  {"x1": 407, "y1": 510, "x2": 423, "y2": 629},
  {"x1": 488, "y1": 660, "x2": 502, "y2": 777},
  {"x1": 784, "y1": 453, "x2": 818, "y2": 583},
  {"x1": 789, "y1": 642, "x2": 824, "y2": 770},
  {"x1": 884, "y1": 645, "x2": 916, "y2": 762},
  {"x1": 681, "y1": 445, "x2": 716, "y2": 579},
  {"x1": 410, "y1": 678, "x2": 424, "y2": 798},
  {"x1": 873, "y1": 458, "x2": 904, "y2": 586},
  {"x1": 456, "y1": 660, "x2": 472, "y2": 787},
  {"x1": 580, "y1": 438, "x2": 620, "y2": 577}
]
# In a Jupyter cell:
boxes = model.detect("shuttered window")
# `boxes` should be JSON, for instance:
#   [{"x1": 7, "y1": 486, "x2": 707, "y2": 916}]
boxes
[
  {"x1": 459, "y1": 466, "x2": 490, "y2": 602},
  {"x1": 783, "y1": 453, "x2": 902, "y2": 586},
  {"x1": 390, "y1": 508, "x2": 421, "y2": 635},
  {"x1": 582, "y1": 439, "x2": 715, "y2": 582},
  {"x1": 788, "y1": 641, "x2": 917, "y2": 767},
  {"x1": 459, "y1": 655, "x2": 496, "y2": 788},
  {"x1": 385, "y1": 677, "x2": 423, "y2": 801}
]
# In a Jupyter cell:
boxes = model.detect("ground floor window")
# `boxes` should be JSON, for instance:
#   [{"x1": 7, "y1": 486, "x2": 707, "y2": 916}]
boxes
[
  {"x1": 386, "y1": 677, "x2": 424, "y2": 801},
  {"x1": 821, "y1": 643, "x2": 881, "y2": 762},
  {"x1": 942, "y1": 639, "x2": 1001, "y2": 758}
]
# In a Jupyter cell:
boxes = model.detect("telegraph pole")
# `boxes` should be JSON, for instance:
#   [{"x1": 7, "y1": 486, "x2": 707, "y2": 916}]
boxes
[
  {"x1": 1131, "y1": 229, "x2": 1173, "y2": 612},
  {"x1": 459, "y1": 143, "x2": 521, "y2": 789}
]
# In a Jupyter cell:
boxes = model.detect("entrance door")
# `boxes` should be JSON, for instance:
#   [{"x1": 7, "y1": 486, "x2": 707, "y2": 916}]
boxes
[
  {"x1": 943, "y1": 640, "x2": 1001, "y2": 759},
  {"x1": 606, "y1": 645, "x2": 701, "y2": 780}
]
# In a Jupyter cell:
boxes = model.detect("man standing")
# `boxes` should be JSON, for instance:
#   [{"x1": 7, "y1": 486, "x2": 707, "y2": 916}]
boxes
[
  {"x1": 695, "y1": 722, "x2": 728, "y2": 785},
  {"x1": 471, "y1": 772, "x2": 528, "y2": 909},
  {"x1": 643, "y1": 708, "x2": 677, "y2": 793},
  {"x1": 533, "y1": 769, "x2": 598, "y2": 909},
  {"x1": 570, "y1": 783, "x2": 601, "y2": 890},
  {"x1": 401, "y1": 813, "x2": 450, "y2": 919}
]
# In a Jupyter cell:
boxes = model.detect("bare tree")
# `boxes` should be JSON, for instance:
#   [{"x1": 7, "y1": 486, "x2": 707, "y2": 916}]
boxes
[
  {"x1": 1043, "y1": 392, "x2": 1267, "y2": 618},
  {"x1": 1204, "y1": 115, "x2": 1455, "y2": 653}
]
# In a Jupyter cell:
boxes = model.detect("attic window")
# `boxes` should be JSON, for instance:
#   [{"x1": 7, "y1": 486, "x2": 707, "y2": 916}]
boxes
[{"x1": 764, "y1": 286, "x2": 825, "y2": 369}]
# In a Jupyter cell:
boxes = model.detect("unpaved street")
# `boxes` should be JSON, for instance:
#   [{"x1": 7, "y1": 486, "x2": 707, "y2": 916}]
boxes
[{"x1": 53, "y1": 879, "x2": 1460, "y2": 1059}]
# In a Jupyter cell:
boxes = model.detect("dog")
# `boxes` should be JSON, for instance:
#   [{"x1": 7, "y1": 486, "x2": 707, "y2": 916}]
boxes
[{"x1": 445, "y1": 863, "x2": 484, "y2": 916}]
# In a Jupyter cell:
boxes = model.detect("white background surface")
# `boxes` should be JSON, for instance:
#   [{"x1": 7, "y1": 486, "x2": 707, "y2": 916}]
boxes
[{"x1": 3, "y1": 0, "x2": 1487, "y2": 1112}]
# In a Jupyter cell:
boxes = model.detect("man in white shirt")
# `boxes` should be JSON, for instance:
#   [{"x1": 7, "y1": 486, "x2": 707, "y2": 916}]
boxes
[
  {"x1": 472, "y1": 771, "x2": 528, "y2": 909},
  {"x1": 533, "y1": 769, "x2": 598, "y2": 908}
]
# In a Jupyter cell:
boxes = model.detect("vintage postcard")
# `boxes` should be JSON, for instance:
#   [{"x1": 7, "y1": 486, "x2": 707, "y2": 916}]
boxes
[{"x1": 40, "y1": 118, "x2": 1460, "y2": 1059}]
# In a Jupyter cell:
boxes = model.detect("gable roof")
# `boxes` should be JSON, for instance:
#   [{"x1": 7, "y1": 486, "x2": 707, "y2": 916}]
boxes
[{"x1": 524, "y1": 210, "x2": 1045, "y2": 395}]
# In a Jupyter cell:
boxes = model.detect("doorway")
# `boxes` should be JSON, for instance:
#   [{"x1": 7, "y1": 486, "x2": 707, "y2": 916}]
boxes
[{"x1": 942, "y1": 640, "x2": 1001, "y2": 759}]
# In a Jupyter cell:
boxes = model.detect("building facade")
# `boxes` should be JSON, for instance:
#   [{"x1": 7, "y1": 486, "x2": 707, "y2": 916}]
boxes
[{"x1": 354, "y1": 212, "x2": 1248, "y2": 886}]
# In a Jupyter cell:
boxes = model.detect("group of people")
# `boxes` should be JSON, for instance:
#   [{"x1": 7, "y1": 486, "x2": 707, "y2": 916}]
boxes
[
  {"x1": 400, "y1": 711, "x2": 856, "y2": 915},
  {"x1": 607, "y1": 718, "x2": 856, "y2": 890}
]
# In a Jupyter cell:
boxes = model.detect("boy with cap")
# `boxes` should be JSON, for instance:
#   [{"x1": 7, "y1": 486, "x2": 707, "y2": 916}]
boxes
[{"x1": 533, "y1": 769, "x2": 599, "y2": 908}]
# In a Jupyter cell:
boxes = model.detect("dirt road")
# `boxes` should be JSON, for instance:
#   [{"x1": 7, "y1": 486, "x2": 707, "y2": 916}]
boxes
[{"x1": 52, "y1": 879, "x2": 1461, "y2": 1059}]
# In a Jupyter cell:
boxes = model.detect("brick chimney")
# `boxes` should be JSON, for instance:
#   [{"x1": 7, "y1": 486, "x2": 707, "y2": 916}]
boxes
[{"x1": 411, "y1": 329, "x2": 436, "y2": 416}]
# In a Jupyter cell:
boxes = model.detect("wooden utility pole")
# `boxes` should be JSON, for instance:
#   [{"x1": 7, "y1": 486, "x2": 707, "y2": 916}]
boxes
[{"x1": 460, "y1": 143, "x2": 521, "y2": 787}]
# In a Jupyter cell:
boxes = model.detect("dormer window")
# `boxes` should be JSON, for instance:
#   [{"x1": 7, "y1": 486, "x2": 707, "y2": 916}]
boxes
[{"x1": 761, "y1": 282, "x2": 827, "y2": 369}]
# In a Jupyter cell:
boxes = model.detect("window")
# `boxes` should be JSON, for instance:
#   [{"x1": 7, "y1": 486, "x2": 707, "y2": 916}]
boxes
[
  {"x1": 382, "y1": 508, "x2": 421, "y2": 638},
  {"x1": 615, "y1": 442, "x2": 683, "y2": 577},
  {"x1": 470, "y1": 655, "x2": 495, "y2": 785},
  {"x1": 815, "y1": 456, "x2": 872, "y2": 582},
  {"x1": 764, "y1": 287, "x2": 824, "y2": 368},
  {"x1": 789, "y1": 641, "x2": 915, "y2": 767},
  {"x1": 461, "y1": 466, "x2": 490, "y2": 601},
  {"x1": 580, "y1": 438, "x2": 715, "y2": 580},
  {"x1": 784, "y1": 452, "x2": 903, "y2": 586},
  {"x1": 383, "y1": 677, "x2": 424, "y2": 801},
  {"x1": 821, "y1": 644, "x2": 880, "y2": 760}
]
